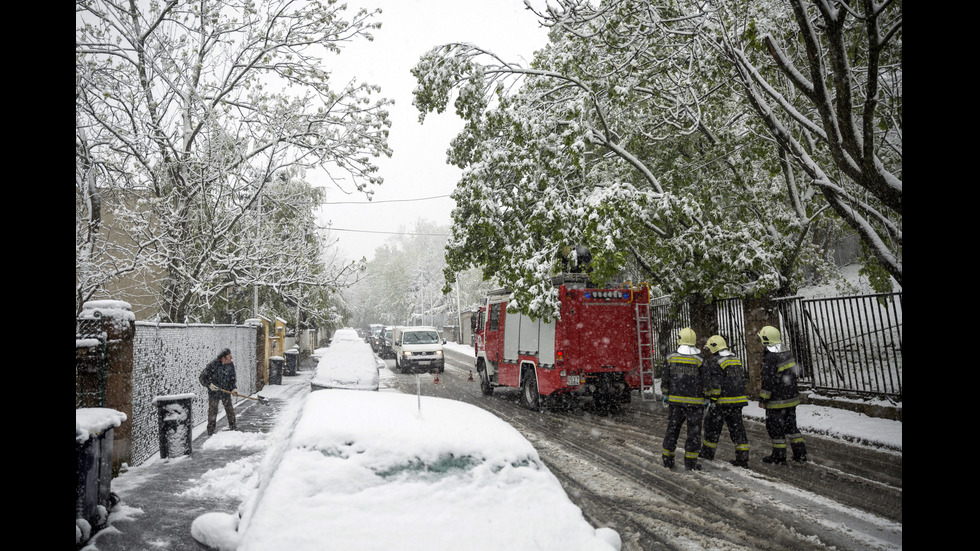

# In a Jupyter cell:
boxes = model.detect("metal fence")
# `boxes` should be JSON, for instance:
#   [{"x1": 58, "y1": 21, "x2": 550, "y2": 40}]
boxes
[
  {"x1": 776, "y1": 293, "x2": 902, "y2": 400},
  {"x1": 648, "y1": 292, "x2": 903, "y2": 401},
  {"x1": 648, "y1": 295, "x2": 690, "y2": 375}
]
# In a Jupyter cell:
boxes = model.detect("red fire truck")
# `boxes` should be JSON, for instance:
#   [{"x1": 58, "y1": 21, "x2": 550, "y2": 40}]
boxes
[{"x1": 473, "y1": 273, "x2": 655, "y2": 410}]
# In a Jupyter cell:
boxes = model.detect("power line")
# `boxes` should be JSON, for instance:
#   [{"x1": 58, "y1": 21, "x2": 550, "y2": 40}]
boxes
[
  {"x1": 319, "y1": 226, "x2": 450, "y2": 237},
  {"x1": 322, "y1": 194, "x2": 452, "y2": 205}
]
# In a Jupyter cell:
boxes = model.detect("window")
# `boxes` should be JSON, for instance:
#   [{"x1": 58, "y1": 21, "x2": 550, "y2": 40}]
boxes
[{"x1": 489, "y1": 303, "x2": 501, "y2": 331}]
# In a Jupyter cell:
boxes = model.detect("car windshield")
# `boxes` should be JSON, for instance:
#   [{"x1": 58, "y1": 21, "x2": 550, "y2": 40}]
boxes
[
  {"x1": 375, "y1": 454, "x2": 481, "y2": 480},
  {"x1": 403, "y1": 331, "x2": 439, "y2": 344}
]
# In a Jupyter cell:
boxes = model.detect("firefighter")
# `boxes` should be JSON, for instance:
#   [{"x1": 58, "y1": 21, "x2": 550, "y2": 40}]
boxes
[
  {"x1": 660, "y1": 327, "x2": 710, "y2": 471},
  {"x1": 701, "y1": 335, "x2": 750, "y2": 467},
  {"x1": 758, "y1": 326, "x2": 809, "y2": 464}
]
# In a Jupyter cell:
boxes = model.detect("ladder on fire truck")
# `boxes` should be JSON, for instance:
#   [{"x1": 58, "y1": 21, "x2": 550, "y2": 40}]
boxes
[{"x1": 633, "y1": 284, "x2": 656, "y2": 401}]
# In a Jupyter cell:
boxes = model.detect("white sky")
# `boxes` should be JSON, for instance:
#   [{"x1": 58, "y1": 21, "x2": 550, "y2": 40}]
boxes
[{"x1": 312, "y1": 0, "x2": 551, "y2": 262}]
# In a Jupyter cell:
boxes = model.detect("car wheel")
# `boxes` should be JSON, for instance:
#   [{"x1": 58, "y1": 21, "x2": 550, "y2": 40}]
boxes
[{"x1": 519, "y1": 367, "x2": 540, "y2": 411}]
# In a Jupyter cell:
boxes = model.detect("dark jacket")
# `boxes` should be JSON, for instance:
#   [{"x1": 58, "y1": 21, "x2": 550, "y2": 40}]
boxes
[
  {"x1": 661, "y1": 348, "x2": 709, "y2": 407},
  {"x1": 759, "y1": 348, "x2": 800, "y2": 409},
  {"x1": 199, "y1": 358, "x2": 237, "y2": 400},
  {"x1": 706, "y1": 352, "x2": 749, "y2": 407}
]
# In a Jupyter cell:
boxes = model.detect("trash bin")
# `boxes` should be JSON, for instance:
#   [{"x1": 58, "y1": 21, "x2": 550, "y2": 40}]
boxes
[
  {"x1": 269, "y1": 356, "x2": 284, "y2": 385},
  {"x1": 76, "y1": 407, "x2": 126, "y2": 545},
  {"x1": 153, "y1": 394, "x2": 195, "y2": 459},
  {"x1": 284, "y1": 348, "x2": 298, "y2": 376}
]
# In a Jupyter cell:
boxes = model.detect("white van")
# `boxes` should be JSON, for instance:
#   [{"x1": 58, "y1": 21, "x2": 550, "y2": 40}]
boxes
[{"x1": 392, "y1": 326, "x2": 445, "y2": 373}]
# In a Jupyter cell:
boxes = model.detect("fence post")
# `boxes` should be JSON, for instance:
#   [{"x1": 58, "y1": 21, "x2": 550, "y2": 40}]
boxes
[{"x1": 742, "y1": 295, "x2": 779, "y2": 401}]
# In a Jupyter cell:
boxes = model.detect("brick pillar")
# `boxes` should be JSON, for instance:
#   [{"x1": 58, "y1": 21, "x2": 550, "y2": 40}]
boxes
[
  {"x1": 80, "y1": 301, "x2": 135, "y2": 476},
  {"x1": 742, "y1": 295, "x2": 779, "y2": 400}
]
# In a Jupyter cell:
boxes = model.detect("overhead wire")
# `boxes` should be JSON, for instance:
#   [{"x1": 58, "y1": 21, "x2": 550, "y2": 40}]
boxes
[{"x1": 317, "y1": 192, "x2": 452, "y2": 236}]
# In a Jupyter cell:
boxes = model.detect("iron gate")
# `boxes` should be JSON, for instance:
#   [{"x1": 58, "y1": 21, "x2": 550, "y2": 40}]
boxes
[{"x1": 776, "y1": 293, "x2": 903, "y2": 400}]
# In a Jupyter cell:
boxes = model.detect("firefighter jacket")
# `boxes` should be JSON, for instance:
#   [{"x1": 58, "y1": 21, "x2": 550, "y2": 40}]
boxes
[
  {"x1": 661, "y1": 346, "x2": 709, "y2": 407},
  {"x1": 706, "y1": 351, "x2": 748, "y2": 407},
  {"x1": 759, "y1": 347, "x2": 800, "y2": 410}
]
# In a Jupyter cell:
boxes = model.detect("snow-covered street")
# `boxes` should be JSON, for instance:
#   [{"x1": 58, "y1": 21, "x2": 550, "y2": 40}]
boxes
[{"x1": 90, "y1": 338, "x2": 900, "y2": 551}]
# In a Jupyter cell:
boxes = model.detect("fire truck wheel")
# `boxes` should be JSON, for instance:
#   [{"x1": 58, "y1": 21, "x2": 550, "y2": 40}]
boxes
[
  {"x1": 519, "y1": 368, "x2": 540, "y2": 411},
  {"x1": 478, "y1": 367, "x2": 494, "y2": 396}
]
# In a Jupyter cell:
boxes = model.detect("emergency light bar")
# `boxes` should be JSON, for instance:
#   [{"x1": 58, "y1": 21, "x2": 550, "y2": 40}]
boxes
[{"x1": 583, "y1": 290, "x2": 631, "y2": 300}]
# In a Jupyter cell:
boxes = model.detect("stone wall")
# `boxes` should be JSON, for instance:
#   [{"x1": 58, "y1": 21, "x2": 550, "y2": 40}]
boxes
[{"x1": 130, "y1": 322, "x2": 258, "y2": 466}]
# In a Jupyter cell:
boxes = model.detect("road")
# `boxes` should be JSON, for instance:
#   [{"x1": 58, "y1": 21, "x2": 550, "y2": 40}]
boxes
[{"x1": 382, "y1": 349, "x2": 902, "y2": 551}]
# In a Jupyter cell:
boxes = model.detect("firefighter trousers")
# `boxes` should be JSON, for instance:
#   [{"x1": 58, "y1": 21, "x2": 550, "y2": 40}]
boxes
[
  {"x1": 662, "y1": 405, "x2": 704, "y2": 464},
  {"x1": 764, "y1": 406, "x2": 807, "y2": 461},
  {"x1": 702, "y1": 405, "x2": 749, "y2": 460}
]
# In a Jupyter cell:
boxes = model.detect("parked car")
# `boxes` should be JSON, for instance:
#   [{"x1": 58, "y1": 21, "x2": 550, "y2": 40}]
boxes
[
  {"x1": 310, "y1": 329, "x2": 380, "y2": 391},
  {"x1": 236, "y1": 390, "x2": 621, "y2": 550},
  {"x1": 380, "y1": 326, "x2": 396, "y2": 359},
  {"x1": 392, "y1": 326, "x2": 445, "y2": 373},
  {"x1": 365, "y1": 324, "x2": 384, "y2": 352}
]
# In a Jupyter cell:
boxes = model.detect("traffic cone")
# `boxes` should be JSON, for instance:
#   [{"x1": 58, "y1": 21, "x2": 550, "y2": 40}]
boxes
[{"x1": 468, "y1": 370, "x2": 474, "y2": 381}]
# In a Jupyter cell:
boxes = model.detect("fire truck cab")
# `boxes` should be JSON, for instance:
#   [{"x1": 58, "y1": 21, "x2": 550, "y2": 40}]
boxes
[{"x1": 474, "y1": 273, "x2": 653, "y2": 410}]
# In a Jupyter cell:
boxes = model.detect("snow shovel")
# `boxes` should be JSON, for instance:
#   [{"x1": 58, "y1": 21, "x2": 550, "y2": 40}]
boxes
[{"x1": 218, "y1": 387, "x2": 270, "y2": 406}]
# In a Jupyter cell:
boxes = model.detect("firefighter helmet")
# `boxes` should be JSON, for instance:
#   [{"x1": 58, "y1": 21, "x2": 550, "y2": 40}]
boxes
[
  {"x1": 678, "y1": 327, "x2": 697, "y2": 347},
  {"x1": 758, "y1": 326, "x2": 781, "y2": 345},
  {"x1": 705, "y1": 335, "x2": 728, "y2": 353}
]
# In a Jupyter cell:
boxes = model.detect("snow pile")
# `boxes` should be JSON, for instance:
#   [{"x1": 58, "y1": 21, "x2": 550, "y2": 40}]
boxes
[
  {"x1": 79, "y1": 299, "x2": 136, "y2": 324},
  {"x1": 76, "y1": 408, "x2": 128, "y2": 444}
]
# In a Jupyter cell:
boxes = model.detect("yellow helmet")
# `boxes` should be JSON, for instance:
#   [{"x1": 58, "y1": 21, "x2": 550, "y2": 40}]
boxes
[
  {"x1": 678, "y1": 327, "x2": 697, "y2": 347},
  {"x1": 758, "y1": 326, "x2": 781, "y2": 345},
  {"x1": 705, "y1": 335, "x2": 728, "y2": 353}
]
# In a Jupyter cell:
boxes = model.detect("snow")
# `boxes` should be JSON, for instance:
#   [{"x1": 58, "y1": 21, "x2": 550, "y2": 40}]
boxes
[
  {"x1": 76, "y1": 408, "x2": 128, "y2": 444},
  {"x1": 189, "y1": 376, "x2": 621, "y2": 550},
  {"x1": 236, "y1": 390, "x2": 620, "y2": 550},
  {"x1": 79, "y1": 300, "x2": 136, "y2": 322}
]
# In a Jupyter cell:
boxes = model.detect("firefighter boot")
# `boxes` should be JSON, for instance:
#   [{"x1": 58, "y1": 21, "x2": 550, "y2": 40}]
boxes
[
  {"x1": 684, "y1": 457, "x2": 702, "y2": 471},
  {"x1": 729, "y1": 450, "x2": 749, "y2": 468},
  {"x1": 662, "y1": 454, "x2": 675, "y2": 469},
  {"x1": 762, "y1": 448, "x2": 787, "y2": 465},
  {"x1": 700, "y1": 442, "x2": 716, "y2": 461},
  {"x1": 791, "y1": 441, "x2": 808, "y2": 463}
]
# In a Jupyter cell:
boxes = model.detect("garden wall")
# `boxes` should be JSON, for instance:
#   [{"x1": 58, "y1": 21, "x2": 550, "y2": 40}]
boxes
[{"x1": 129, "y1": 322, "x2": 258, "y2": 466}]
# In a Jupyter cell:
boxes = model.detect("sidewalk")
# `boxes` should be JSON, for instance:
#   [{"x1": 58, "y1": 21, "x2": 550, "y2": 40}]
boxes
[{"x1": 84, "y1": 357, "x2": 316, "y2": 551}]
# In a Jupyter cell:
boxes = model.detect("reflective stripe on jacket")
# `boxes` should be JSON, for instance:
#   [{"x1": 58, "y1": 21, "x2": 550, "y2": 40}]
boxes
[
  {"x1": 759, "y1": 349, "x2": 800, "y2": 409},
  {"x1": 661, "y1": 351, "x2": 709, "y2": 407},
  {"x1": 707, "y1": 353, "x2": 748, "y2": 407}
]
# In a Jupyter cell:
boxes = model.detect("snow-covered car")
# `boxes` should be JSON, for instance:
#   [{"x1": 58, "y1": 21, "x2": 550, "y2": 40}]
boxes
[
  {"x1": 310, "y1": 329, "x2": 380, "y2": 391},
  {"x1": 236, "y1": 390, "x2": 621, "y2": 551}
]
